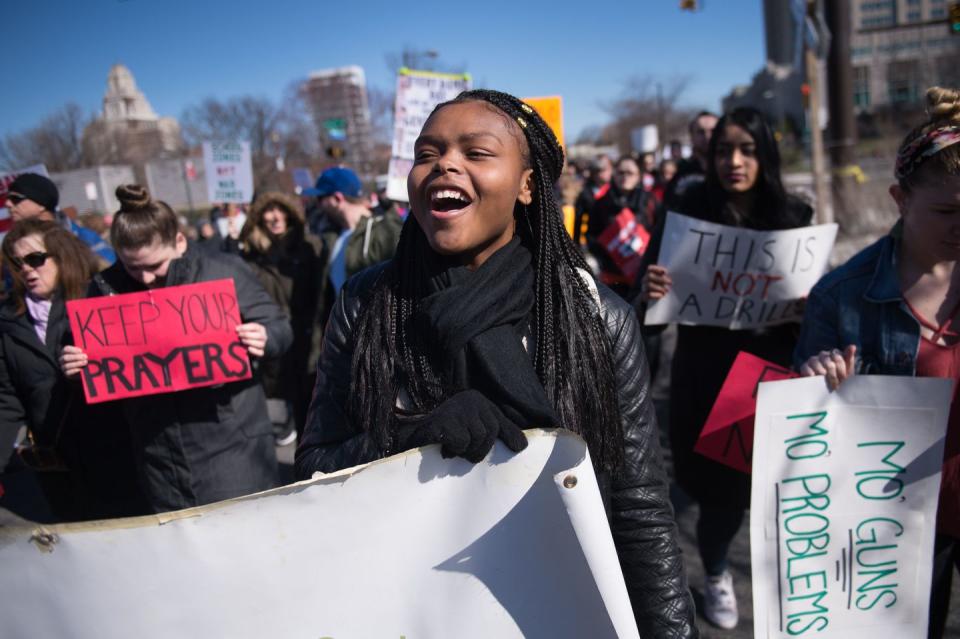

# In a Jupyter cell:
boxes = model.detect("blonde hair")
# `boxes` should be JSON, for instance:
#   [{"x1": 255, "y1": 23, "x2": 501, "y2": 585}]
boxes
[{"x1": 896, "y1": 86, "x2": 960, "y2": 189}]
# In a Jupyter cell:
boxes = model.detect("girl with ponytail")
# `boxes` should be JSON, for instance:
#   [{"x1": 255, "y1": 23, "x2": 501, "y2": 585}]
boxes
[
  {"x1": 296, "y1": 89, "x2": 697, "y2": 636},
  {"x1": 797, "y1": 86, "x2": 960, "y2": 637}
]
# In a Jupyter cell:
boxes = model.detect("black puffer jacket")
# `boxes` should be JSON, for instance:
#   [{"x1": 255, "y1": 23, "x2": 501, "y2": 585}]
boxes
[
  {"x1": 296, "y1": 263, "x2": 698, "y2": 638},
  {"x1": 91, "y1": 245, "x2": 292, "y2": 512}
]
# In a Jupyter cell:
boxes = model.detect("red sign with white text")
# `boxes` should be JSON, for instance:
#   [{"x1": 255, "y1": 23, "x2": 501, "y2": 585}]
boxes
[
  {"x1": 597, "y1": 208, "x2": 651, "y2": 280},
  {"x1": 694, "y1": 351, "x2": 798, "y2": 473},
  {"x1": 67, "y1": 279, "x2": 252, "y2": 404}
]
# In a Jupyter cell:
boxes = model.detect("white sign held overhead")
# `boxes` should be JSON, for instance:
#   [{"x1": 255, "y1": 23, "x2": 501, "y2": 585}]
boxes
[
  {"x1": 202, "y1": 141, "x2": 253, "y2": 204},
  {"x1": 644, "y1": 212, "x2": 837, "y2": 329},
  {"x1": 0, "y1": 431, "x2": 640, "y2": 639},
  {"x1": 751, "y1": 376, "x2": 950, "y2": 638},
  {"x1": 630, "y1": 125, "x2": 659, "y2": 154},
  {"x1": 386, "y1": 68, "x2": 472, "y2": 202}
]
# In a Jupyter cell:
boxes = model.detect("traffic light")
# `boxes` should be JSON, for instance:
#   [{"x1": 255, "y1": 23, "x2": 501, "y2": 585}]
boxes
[
  {"x1": 950, "y1": 1, "x2": 960, "y2": 35},
  {"x1": 680, "y1": 0, "x2": 698, "y2": 10}
]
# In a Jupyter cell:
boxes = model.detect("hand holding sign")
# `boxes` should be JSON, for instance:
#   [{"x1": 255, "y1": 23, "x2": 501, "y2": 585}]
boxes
[
  {"x1": 641, "y1": 265, "x2": 672, "y2": 301},
  {"x1": 799, "y1": 344, "x2": 857, "y2": 391},
  {"x1": 235, "y1": 323, "x2": 268, "y2": 357},
  {"x1": 60, "y1": 345, "x2": 88, "y2": 378}
]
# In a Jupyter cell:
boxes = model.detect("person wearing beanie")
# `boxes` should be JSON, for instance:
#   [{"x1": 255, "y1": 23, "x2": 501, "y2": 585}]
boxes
[
  {"x1": 7, "y1": 173, "x2": 59, "y2": 222},
  {"x1": 6, "y1": 173, "x2": 115, "y2": 265}
]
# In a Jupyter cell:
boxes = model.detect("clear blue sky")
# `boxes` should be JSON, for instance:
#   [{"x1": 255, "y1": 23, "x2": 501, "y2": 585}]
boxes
[{"x1": 4, "y1": 0, "x2": 766, "y2": 142}]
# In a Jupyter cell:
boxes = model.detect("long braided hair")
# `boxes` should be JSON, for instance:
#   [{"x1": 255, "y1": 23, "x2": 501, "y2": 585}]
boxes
[{"x1": 348, "y1": 89, "x2": 624, "y2": 471}]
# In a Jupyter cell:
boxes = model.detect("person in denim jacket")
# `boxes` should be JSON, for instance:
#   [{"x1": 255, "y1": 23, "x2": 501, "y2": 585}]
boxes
[{"x1": 796, "y1": 86, "x2": 960, "y2": 639}]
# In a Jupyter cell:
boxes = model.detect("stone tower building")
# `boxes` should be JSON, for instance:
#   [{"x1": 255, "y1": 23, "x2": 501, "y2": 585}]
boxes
[{"x1": 84, "y1": 64, "x2": 183, "y2": 168}]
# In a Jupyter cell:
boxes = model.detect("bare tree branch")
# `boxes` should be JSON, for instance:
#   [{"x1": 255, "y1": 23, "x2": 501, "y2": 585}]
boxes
[{"x1": 0, "y1": 103, "x2": 98, "y2": 172}]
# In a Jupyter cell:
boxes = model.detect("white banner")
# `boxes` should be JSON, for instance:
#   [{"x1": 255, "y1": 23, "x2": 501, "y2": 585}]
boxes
[
  {"x1": 202, "y1": 141, "x2": 253, "y2": 204},
  {"x1": 386, "y1": 68, "x2": 471, "y2": 202},
  {"x1": 0, "y1": 431, "x2": 640, "y2": 639},
  {"x1": 645, "y1": 212, "x2": 837, "y2": 329},
  {"x1": 751, "y1": 376, "x2": 950, "y2": 639}
]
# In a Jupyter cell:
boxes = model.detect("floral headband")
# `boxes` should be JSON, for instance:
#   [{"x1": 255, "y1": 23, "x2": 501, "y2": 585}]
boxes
[{"x1": 895, "y1": 125, "x2": 960, "y2": 180}]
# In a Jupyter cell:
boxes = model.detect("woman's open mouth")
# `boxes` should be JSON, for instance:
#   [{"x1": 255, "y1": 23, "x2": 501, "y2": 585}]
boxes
[{"x1": 429, "y1": 188, "x2": 473, "y2": 219}]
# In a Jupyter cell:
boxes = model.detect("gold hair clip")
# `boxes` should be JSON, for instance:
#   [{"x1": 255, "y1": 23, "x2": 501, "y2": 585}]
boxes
[
  {"x1": 520, "y1": 103, "x2": 534, "y2": 114},
  {"x1": 516, "y1": 116, "x2": 527, "y2": 129}
]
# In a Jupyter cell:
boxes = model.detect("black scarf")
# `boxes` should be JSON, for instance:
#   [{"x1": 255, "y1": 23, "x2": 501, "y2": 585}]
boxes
[{"x1": 415, "y1": 237, "x2": 557, "y2": 429}]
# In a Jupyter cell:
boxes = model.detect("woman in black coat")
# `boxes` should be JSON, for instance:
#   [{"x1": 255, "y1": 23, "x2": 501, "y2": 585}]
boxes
[
  {"x1": 639, "y1": 107, "x2": 812, "y2": 630},
  {"x1": 0, "y1": 219, "x2": 145, "y2": 521},
  {"x1": 62, "y1": 185, "x2": 293, "y2": 513},
  {"x1": 240, "y1": 191, "x2": 327, "y2": 443},
  {"x1": 586, "y1": 155, "x2": 656, "y2": 296},
  {"x1": 296, "y1": 90, "x2": 697, "y2": 638}
]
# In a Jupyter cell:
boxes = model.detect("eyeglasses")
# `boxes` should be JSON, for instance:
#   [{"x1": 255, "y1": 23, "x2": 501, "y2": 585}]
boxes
[
  {"x1": 6, "y1": 194, "x2": 25, "y2": 205},
  {"x1": 9, "y1": 252, "x2": 50, "y2": 271}
]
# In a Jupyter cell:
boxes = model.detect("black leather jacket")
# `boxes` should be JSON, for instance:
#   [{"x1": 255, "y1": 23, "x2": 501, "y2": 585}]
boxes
[{"x1": 296, "y1": 263, "x2": 698, "y2": 638}]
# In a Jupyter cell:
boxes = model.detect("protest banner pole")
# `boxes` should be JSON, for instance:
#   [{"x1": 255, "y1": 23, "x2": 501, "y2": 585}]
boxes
[{"x1": 806, "y1": 0, "x2": 832, "y2": 225}]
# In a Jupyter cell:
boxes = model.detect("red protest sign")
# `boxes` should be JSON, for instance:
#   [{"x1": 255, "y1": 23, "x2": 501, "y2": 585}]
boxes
[
  {"x1": 67, "y1": 279, "x2": 252, "y2": 404},
  {"x1": 597, "y1": 208, "x2": 651, "y2": 280},
  {"x1": 694, "y1": 351, "x2": 798, "y2": 473}
]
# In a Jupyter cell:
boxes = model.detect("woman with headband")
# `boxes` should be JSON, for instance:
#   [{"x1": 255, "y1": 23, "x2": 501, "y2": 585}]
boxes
[{"x1": 796, "y1": 86, "x2": 960, "y2": 638}]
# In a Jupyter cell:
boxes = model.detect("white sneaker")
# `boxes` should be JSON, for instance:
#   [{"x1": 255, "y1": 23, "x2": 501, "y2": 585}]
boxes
[{"x1": 703, "y1": 571, "x2": 738, "y2": 630}]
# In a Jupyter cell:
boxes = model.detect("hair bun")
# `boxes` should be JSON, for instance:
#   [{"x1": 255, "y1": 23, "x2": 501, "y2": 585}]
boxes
[
  {"x1": 115, "y1": 184, "x2": 153, "y2": 213},
  {"x1": 927, "y1": 86, "x2": 960, "y2": 124}
]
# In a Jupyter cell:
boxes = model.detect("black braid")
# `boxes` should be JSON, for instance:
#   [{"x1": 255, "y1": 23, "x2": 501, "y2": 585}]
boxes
[{"x1": 347, "y1": 88, "x2": 624, "y2": 471}]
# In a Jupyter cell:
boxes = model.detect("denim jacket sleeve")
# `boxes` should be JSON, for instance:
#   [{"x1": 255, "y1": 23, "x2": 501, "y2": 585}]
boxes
[{"x1": 793, "y1": 280, "x2": 843, "y2": 370}]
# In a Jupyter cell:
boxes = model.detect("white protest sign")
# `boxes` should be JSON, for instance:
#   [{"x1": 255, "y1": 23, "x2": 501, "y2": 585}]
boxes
[
  {"x1": 751, "y1": 376, "x2": 950, "y2": 639},
  {"x1": 386, "y1": 68, "x2": 472, "y2": 202},
  {"x1": 0, "y1": 430, "x2": 640, "y2": 639},
  {"x1": 645, "y1": 212, "x2": 837, "y2": 329},
  {"x1": 202, "y1": 141, "x2": 253, "y2": 203},
  {"x1": 0, "y1": 164, "x2": 49, "y2": 239}
]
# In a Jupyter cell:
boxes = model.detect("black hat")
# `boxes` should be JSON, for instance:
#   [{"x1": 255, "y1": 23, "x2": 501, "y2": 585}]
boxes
[{"x1": 8, "y1": 173, "x2": 59, "y2": 212}]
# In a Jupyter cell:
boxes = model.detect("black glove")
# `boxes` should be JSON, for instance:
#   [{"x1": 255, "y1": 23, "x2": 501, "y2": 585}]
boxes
[{"x1": 393, "y1": 389, "x2": 528, "y2": 463}]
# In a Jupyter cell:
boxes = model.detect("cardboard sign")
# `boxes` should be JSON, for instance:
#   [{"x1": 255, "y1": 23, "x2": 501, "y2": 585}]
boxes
[
  {"x1": 645, "y1": 212, "x2": 838, "y2": 329},
  {"x1": 695, "y1": 351, "x2": 798, "y2": 473},
  {"x1": 386, "y1": 68, "x2": 472, "y2": 202},
  {"x1": 0, "y1": 164, "x2": 49, "y2": 238},
  {"x1": 597, "y1": 208, "x2": 651, "y2": 280},
  {"x1": 522, "y1": 96, "x2": 565, "y2": 148},
  {"x1": 202, "y1": 141, "x2": 253, "y2": 203},
  {"x1": 66, "y1": 279, "x2": 251, "y2": 404},
  {"x1": 751, "y1": 376, "x2": 951, "y2": 638},
  {"x1": 0, "y1": 431, "x2": 640, "y2": 639}
]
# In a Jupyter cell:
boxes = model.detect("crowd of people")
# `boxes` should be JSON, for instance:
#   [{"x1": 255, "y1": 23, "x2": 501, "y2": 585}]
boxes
[{"x1": 0, "y1": 84, "x2": 958, "y2": 637}]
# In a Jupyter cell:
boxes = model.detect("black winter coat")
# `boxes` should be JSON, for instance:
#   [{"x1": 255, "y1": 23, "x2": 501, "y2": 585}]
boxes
[
  {"x1": 0, "y1": 298, "x2": 146, "y2": 520},
  {"x1": 0, "y1": 299, "x2": 73, "y2": 467},
  {"x1": 90, "y1": 245, "x2": 292, "y2": 513},
  {"x1": 296, "y1": 263, "x2": 698, "y2": 639}
]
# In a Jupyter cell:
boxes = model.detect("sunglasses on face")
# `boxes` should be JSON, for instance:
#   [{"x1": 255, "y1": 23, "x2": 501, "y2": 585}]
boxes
[
  {"x1": 6, "y1": 194, "x2": 25, "y2": 205},
  {"x1": 9, "y1": 252, "x2": 51, "y2": 271}
]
